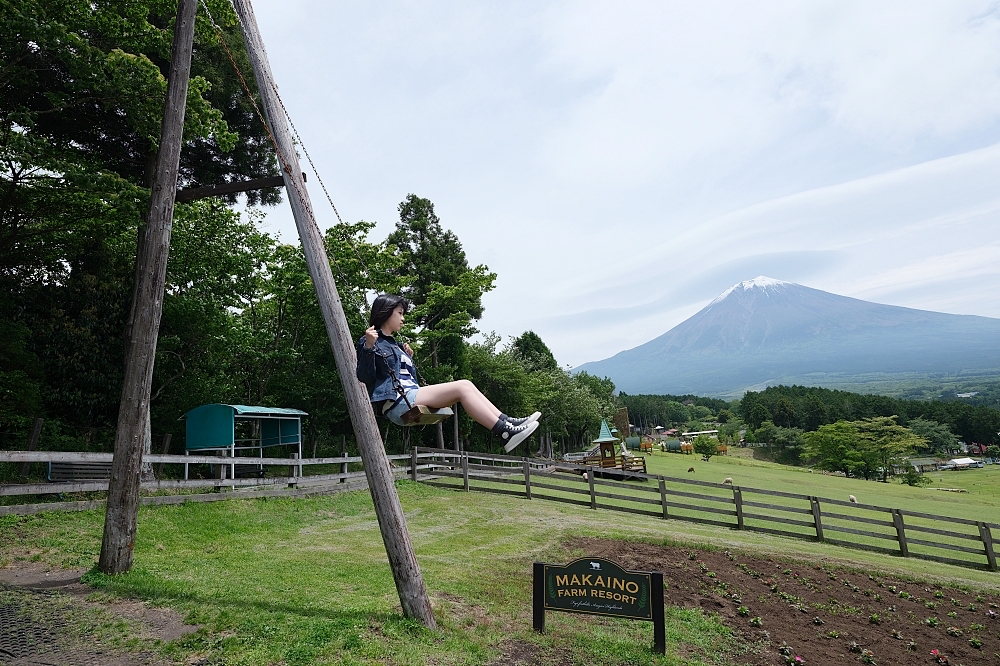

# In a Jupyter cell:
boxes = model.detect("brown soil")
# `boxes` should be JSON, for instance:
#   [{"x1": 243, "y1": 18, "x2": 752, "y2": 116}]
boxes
[
  {"x1": 0, "y1": 563, "x2": 198, "y2": 665},
  {"x1": 573, "y1": 537, "x2": 1000, "y2": 666}
]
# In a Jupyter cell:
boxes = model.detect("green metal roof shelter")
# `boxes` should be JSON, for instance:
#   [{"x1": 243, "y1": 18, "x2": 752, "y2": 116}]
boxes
[{"x1": 182, "y1": 404, "x2": 307, "y2": 479}]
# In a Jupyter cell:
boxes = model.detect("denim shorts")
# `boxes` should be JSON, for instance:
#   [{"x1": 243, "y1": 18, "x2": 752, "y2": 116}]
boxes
[{"x1": 382, "y1": 388, "x2": 420, "y2": 426}]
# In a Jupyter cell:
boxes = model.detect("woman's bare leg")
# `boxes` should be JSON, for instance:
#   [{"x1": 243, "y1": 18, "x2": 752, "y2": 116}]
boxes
[{"x1": 414, "y1": 380, "x2": 501, "y2": 428}]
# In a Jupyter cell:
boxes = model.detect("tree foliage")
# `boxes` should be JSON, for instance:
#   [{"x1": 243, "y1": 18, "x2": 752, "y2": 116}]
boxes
[
  {"x1": 512, "y1": 331, "x2": 558, "y2": 373},
  {"x1": 692, "y1": 434, "x2": 716, "y2": 460},
  {"x1": 802, "y1": 416, "x2": 926, "y2": 481},
  {"x1": 740, "y1": 385, "x2": 1000, "y2": 446}
]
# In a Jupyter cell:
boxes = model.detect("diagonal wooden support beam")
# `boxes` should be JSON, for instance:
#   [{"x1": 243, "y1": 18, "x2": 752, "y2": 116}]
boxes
[{"x1": 232, "y1": 0, "x2": 436, "y2": 628}]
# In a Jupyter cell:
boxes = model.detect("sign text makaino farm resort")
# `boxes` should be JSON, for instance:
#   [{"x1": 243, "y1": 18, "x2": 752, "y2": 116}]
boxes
[{"x1": 532, "y1": 558, "x2": 665, "y2": 654}]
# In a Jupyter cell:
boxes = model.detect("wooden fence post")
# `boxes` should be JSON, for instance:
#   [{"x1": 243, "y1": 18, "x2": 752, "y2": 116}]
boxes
[
  {"x1": 410, "y1": 447, "x2": 418, "y2": 482},
  {"x1": 810, "y1": 497, "x2": 824, "y2": 541},
  {"x1": 453, "y1": 403, "x2": 460, "y2": 451},
  {"x1": 288, "y1": 453, "x2": 298, "y2": 488},
  {"x1": 18, "y1": 418, "x2": 44, "y2": 480},
  {"x1": 658, "y1": 479, "x2": 668, "y2": 520},
  {"x1": 462, "y1": 454, "x2": 469, "y2": 492},
  {"x1": 532, "y1": 562, "x2": 545, "y2": 633},
  {"x1": 524, "y1": 460, "x2": 532, "y2": 500},
  {"x1": 154, "y1": 434, "x2": 171, "y2": 478},
  {"x1": 340, "y1": 435, "x2": 347, "y2": 483},
  {"x1": 733, "y1": 487, "x2": 744, "y2": 529},
  {"x1": 98, "y1": 0, "x2": 197, "y2": 575},
  {"x1": 233, "y1": 0, "x2": 435, "y2": 628},
  {"x1": 588, "y1": 468, "x2": 596, "y2": 510},
  {"x1": 891, "y1": 509, "x2": 909, "y2": 557},
  {"x1": 978, "y1": 522, "x2": 997, "y2": 571}
]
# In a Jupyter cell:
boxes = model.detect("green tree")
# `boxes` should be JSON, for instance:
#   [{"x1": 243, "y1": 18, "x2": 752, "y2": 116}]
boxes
[
  {"x1": 387, "y1": 194, "x2": 495, "y2": 381},
  {"x1": 512, "y1": 331, "x2": 558, "y2": 372},
  {"x1": 746, "y1": 403, "x2": 771, "y2": 431},
  {"x1": 772, "y1": 398, "x2": 798, "y2": 428},
  {"x1": 718, "y1": 420, "x2": 742, "y2": 446},
  {"x1": 906, "y1": 418, "x2": 960, "y2": 454},
  {"x1": 804, "y1": 416, "x2": 924, "y2": 481},
  {"x1": 802, "y1": 395, "x2": 828, "y2": 431},
  {"x1": 1, "y1": 0, "x2": 277, "y2": 451},
  {"x1": 899, "y1": 467, "x2": 932, "y2": 487},
  {"x1": 855, "y1": 416, "x2": 926, "y2": 482},
  {"x1": 692, "y1": 434, "x2": 716, "y2": 460},
  {"x1": 803, "y1": 420, "x2": 860, "y2": 477}
]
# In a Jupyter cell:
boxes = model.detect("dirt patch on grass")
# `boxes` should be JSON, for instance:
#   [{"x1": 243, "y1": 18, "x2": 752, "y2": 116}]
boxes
[
  {"x1": 570, "y1": 537, "x2": 1000, "y2": 666},
  {"x1": 486, "y1": 639, "x2": 574, "y2": 666},
  {"x1": 0, "y1": 562, "x2": 198, "y2": 665}
]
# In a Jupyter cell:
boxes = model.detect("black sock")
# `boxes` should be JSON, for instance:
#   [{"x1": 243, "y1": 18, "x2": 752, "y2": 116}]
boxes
[
  {"x1": 499, "y1": 413, "x2": 510, "y2": 422},
  {"x1": 491, "y1": 419, "x2": 508, "y2": 436}
]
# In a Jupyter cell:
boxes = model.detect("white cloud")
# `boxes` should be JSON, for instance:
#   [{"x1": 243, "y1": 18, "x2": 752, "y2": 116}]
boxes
[{"x1": 249, "y1": 0, "x2": 1000, "y2": 367}]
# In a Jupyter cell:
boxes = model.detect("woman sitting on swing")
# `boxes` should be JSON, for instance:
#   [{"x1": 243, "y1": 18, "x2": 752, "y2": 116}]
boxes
[{"x1": 357, "y1": 294, "x2": 540, "y2": 452}]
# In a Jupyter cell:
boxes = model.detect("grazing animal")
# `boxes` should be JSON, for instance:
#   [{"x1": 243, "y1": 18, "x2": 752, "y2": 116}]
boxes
[
  {"x1": 849, "y1": 495, "x2": 857, "y2": 503},
  {"x1": 687, "y1": 467, "x2": 695, "y2": 473},
  {"x1": 723, "y1": 477, "x2": 733, "y2": 485}
]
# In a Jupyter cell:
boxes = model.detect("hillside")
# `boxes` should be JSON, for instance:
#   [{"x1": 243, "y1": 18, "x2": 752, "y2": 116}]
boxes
[{"x1": 575, "y1": 277, "x2": 1000, "y2": 396}]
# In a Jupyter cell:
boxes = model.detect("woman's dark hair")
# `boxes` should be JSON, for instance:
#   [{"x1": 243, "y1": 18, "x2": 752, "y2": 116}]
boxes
[{"x1": 369, "y1": 294, "x2": 410, "y2": 331}]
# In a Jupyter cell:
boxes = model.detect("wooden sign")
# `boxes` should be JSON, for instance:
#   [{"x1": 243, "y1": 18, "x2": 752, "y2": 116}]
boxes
[{"x1": 533, "y1": 558, "x2": 665, "y2": 654}]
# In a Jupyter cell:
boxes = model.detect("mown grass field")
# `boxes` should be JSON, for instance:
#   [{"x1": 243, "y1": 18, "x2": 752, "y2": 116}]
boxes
[
  {"x1": 642, "y1": 447, "x2": 1000, "y2": 519},
  {"x1": 1, "y1": 455, "x2": 998, "y2": 666}
]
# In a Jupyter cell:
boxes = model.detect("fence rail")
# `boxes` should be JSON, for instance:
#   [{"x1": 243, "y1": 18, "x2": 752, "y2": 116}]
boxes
[
  {"x1": 412, "y1": 448, "x2": 999, "y2": 572},
  {"x1": 0, "y1": 449, "x2": 425, "y2": 516}
]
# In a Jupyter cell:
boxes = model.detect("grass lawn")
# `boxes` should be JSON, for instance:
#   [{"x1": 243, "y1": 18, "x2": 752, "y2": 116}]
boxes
[{"x1": 1, "y1": 466, "x2": 997, "y2": 665}]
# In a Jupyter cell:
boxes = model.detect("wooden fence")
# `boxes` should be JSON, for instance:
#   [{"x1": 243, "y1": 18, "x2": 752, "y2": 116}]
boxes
[
  {"x1": 412, "y1": 448, "x2": 999, "y2": 573},
  {"x1": 3, "y1": 448, "x2": 997, "y2": 573},
  {"x1": 0, "y1": 450, "x2": 427, "y2": 516}
]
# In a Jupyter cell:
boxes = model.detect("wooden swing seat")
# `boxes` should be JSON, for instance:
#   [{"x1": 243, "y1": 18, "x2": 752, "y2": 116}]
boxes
[{"x1": 401, "y1": 404, "x2": 453, "y2": 426}]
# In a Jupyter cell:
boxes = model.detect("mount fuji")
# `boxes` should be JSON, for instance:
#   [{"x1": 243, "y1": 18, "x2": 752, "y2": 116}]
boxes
[{"x1": 573, "y1": 277, "x2": 1000, "y2": 396}]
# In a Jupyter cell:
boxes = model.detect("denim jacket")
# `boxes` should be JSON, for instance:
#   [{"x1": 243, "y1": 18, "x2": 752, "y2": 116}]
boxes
[{"x1": 356, "y1": 331, "x2": 408, "y2": 404}]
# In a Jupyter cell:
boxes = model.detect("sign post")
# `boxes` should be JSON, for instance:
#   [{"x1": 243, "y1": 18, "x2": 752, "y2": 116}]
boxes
[{"x1": 533, "y1": 557, "x2": 665, "y2": 654}]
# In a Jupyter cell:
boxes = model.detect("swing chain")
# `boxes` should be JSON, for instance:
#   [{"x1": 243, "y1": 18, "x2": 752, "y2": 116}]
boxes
[{"x1": 202, "y1": 0, "x2": 374, "y2": 319}]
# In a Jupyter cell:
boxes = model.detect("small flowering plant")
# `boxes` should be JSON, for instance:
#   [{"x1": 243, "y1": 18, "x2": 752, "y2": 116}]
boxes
[{"x1": 929, "y1": 648, "x2": 949, "y2": 665}]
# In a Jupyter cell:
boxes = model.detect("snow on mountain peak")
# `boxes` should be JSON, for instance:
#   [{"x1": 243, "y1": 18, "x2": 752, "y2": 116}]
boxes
[{"x1": 710, "y1": 276, "x2": 790, "y2": 305}]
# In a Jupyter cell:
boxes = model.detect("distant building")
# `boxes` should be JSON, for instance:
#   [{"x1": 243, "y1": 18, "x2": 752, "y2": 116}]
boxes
[
  {"x1": 907, "y1": 457, "x2": 938, "y2": 473},
  {"x1": 680, "y1": 429, "x2": 719, "y2": 442}
]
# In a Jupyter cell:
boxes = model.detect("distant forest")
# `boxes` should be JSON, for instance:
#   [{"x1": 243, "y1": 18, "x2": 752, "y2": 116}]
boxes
[{"x1": 621, "y1": 385, "x2": 1000, "y2": 446}]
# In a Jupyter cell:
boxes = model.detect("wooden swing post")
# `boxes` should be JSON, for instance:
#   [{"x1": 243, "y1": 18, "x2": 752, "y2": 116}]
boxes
[
  {"x1": 231, "y1": 0, "x2": 436, "y2": 628},
  {"x1": 99, "y1": 0, "x2": 197, "y2": 574}
]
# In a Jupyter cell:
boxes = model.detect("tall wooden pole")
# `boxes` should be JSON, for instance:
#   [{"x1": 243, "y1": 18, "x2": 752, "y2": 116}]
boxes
[
  {"x1": 99, "y1": 0, "x2": 197, "y2": 574},
  {"x1": 232, "y1": 0, "x2": 436, "y2": 628}
]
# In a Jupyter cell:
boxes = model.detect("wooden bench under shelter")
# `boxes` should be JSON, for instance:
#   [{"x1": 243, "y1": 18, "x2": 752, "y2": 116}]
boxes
[
  {"x1": 48, "y1": 461, "x2": 113, "y2": 482},
  {"x1": 182, "y1": 404, "x2": 308, "y2": 480}
]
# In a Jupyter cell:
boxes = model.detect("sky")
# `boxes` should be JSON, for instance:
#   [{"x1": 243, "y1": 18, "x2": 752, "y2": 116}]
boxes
[{"x1": 245, "y1": 1, "x2": 1000, "y2": 368}]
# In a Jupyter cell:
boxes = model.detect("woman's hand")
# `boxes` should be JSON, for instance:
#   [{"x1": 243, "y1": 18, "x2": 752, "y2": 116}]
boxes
[
  {"x1": 364, "y1": 325, "x2": 378, "y2": 349},
  {"x1": 403, "y1": 343, "x2": 414, "y2": 357}
]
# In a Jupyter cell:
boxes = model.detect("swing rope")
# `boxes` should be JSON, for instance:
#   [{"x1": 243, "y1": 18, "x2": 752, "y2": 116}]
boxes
[
  {"x1": 202, "y1": 1, "x2": 450, "y2": 426},
  {"x1": 201, "y1": 0, "x2": 376, "y2": 315}
]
